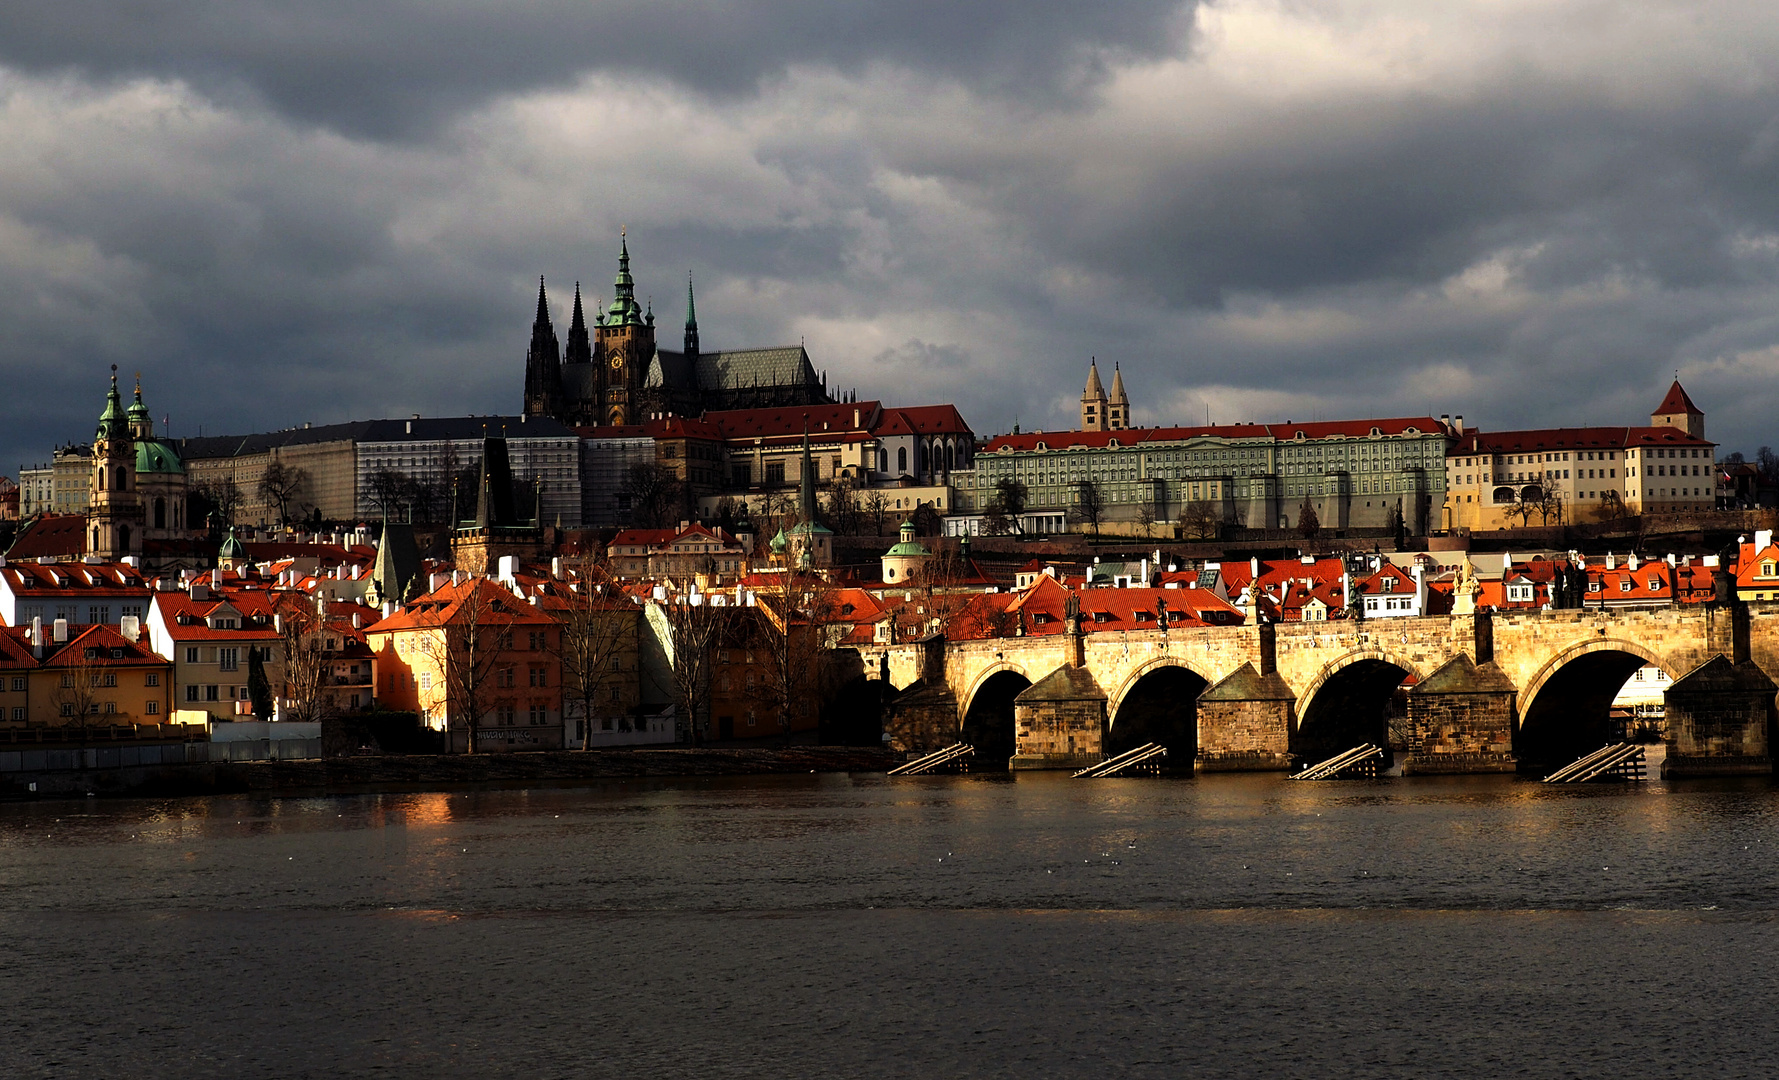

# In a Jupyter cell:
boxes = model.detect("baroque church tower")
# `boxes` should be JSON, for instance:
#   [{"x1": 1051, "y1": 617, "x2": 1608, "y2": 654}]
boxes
[
  {"x1": 87, "y1": 369, "x2": 189, "y2": 561},
  {"x1": 89, "y1": 367, "x2": 142, "y2": 559}
]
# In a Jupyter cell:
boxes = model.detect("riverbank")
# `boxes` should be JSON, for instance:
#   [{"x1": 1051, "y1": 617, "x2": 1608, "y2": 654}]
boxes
[{"x1": 1, "y1": 745, "x2": 899, "y2": 801}]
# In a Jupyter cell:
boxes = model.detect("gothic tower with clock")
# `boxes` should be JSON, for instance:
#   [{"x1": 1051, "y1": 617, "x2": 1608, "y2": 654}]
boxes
[{"x1": 594, "y1": 231, "x2": 655, "y2": 426}]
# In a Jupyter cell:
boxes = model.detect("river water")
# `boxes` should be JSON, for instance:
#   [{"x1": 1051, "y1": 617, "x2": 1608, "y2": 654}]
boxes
[{"x1": 3, "y1": 769, "x2": 1778, "y2": 1079}]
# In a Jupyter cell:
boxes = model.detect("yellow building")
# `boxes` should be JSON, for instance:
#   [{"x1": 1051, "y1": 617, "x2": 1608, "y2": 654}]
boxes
[
  {"x1": 1443, "y1": 381, "x2": 1716, "y2": 531},
  {"x1": 366, "y1": 576, "x2": 564, "y2": 751},
  {"x1": 0, "y1": 623, "x2": 173, "y2": 726}
]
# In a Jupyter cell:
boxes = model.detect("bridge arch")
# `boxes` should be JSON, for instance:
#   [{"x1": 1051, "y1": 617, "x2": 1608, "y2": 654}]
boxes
[
  {"x1": 959, "y1": 663, "x2": 1032, "y2": 768},
  {"x1": 1106, "y1": 657, "x2": 1212, "y2": 765},
  {"x1": 959, "y1": 661, "x2": 1033, "y2": 722},
  {"x1": 1516, "y1": 638, "x2": 1676, "y2": 771},
  {"x1": 1293, "y1": 648, "x2": 1425, "y2": 766}
]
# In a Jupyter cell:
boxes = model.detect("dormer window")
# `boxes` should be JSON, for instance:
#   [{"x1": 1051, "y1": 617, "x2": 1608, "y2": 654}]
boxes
[
  {"x1": 1764, "y1": 562, "x2": 1776, "y2": 577},
  {"x1": 1620, "y1": 580, "x2": 1633, "y2": 592}
]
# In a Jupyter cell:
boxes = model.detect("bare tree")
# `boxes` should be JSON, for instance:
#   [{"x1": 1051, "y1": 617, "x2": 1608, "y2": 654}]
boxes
[
  {"x1": 1072, "y1": 480, "x2": 1106, "y2": 537},
  {"x1": 825, "y1": 474, "x2": 864, "y2": 536},
  {"x1": 192, "y1": 475, "x2": 245, "y2": 531},
  {"x1": 621, "y1": 463, "x2": 685, "y2": 528},
  {"x1": 985, "y1": 479, "x2": 1029, "y2": 536},
  {"x1": 862, "y1": 489, "x2": 890, "y2": 536},
  {"x1": 752, "y1": 570, "x2": 843, "y2": 744},
  {"x1": 1135, "y1": 499, "x2": 1159, "y2": 539},
  {"x1": 1592, "y1": 489, "x2": 1632, "y2": 523},
  {"x1": 274, "y1": 594, "x2": 334, "y2": 725},
  {"x1": 659, "y1": 593, "x2": 725, "y2": 745},
  {"x1": 550, "y1": 555, "x2": 638, "y2": 749},
  {"x1": 259, "y1": 458, "x2": 308, "y2": 525},
  {"x1": 50, "y1": 646, "x2": 104, "y2": 725},
  {"x1": 368, "y1": 468, "x2": 411, "y2": 517},
  {"x1": 1179, "y1": 499, "x2": 1220, "y2": 541}
]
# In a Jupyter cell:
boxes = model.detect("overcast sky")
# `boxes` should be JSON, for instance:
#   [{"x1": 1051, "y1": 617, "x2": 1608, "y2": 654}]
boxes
[{"x1": 7, "y1": 1, "x2": 1779, "y2": 478}]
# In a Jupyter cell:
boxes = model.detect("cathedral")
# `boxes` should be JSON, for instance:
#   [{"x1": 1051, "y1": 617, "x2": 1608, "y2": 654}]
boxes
[{"x1": 522, "y1": 234, "x2": 833, "y2": 427}]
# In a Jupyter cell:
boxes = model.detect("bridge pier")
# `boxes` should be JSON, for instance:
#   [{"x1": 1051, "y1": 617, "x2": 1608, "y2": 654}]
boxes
[
  {"x1": 1400, "y1": 655, "x2": 1518, "y2": 774},
  {"x1": 1011, "y1": 667, "x2": 1107, "y2": 770},
  {"x1": 882, "y1": 635, "x2": 960, "y2": 755},
  {"x1": 1661, "y1": 655, "x2": 1776, "y2": 777},
  {"x1": 1195, "y1": 662, "x2": 1294, "y2": 771}
]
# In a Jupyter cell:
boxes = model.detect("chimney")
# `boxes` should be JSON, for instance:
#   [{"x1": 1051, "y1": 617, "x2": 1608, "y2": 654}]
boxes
[
  {"x1": 1606, "y1": 551, "x2": 1616, "y2": 570},
  {"x1": 1454, "y1": 415, "x2": 1464, "y2": 436},
  {"x1": 274, "y1": 613, "x2": 283, "y2": 633},
  {"x1": 552, "y1": 556, "x2": 563, "y2": 578},
  {"x1": 30, "y1": 616, "x2": 43, "y2": 658},
  {"x1": 1628, "y1": 552, "x2": 1639, "y2": 571},
  {"x1": 1757, "y1": 529, "x2": 1773, "y2": 552},
  {"x1": 430, "y1": 572, "x2": 448, "y2": 592},
  {"x1": 52, "y1": 618, "x2": 68, "y2": 643},
  {"x1": 120, "y1": 615, "x2": 140, "y2": 642},
  {"x1": 351, "y1": 612, "x2": 361, "y2": 629}
]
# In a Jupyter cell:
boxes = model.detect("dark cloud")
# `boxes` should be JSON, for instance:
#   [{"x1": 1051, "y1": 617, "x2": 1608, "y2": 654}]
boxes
[
  {"x1": 0, "y1": 1, "x2": 1188, "y2": 139},
  {"x1": 9, "y1": 1, "x2": 1779, "y2": 488}
]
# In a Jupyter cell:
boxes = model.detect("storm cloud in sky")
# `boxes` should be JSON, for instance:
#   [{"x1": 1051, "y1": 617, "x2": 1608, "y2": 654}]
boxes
[{"x1": 7, "y1": 1, "x2": 1779, "y2": 476}]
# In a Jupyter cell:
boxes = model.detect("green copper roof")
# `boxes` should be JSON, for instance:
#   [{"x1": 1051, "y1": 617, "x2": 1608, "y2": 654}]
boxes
[
  {"x1": 768, "y1": 528, "x2": 788, "y2": 553},
  {"x1": 134, "y1": 439, "x2": 184, "y2": 475},
  {"x1": 885, "y1": 539, "x2": 929, "y2": 557},
  {"x1": 126, "y1": 381, "x2": 150, "y2": 423},
  {"x1": 218, "y1": 526, "x2": 246, "y2": 559},
  {"x1": 96, "y1": 370, "x2": 125, "y2": 440}
]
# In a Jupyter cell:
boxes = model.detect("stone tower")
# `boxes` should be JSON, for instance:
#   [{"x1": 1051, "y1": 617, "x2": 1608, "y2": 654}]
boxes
[
  {"x1": 1107, "y1": 362, "x2": 1130, "y2": 431},
  {"x1": 1081, "y1": 358, "x2": 1108, "y2": 431},
  {"x1": 1651, "y1": 379, "x2": 1704, "y2": 439},
  {"x1": 522, "y1": 278, "x2": 562, "y2": 419},
  {"x1": 88, "y1": 367, "x2": 143, "y2": 559},
  {"x1": 594, "y1": 231, "x2": 656, "y2": 426}
]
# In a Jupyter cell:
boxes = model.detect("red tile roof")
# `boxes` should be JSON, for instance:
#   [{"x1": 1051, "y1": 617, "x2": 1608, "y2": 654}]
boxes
[
  {"x1": 1653, "y1": 380, "x2": 1702, "y2": 416},
  {"x1": 1449, "y1": 426, "x2": 1712, "y2": 454},
  {"x1": 4, "y1": 515, "x2": 88, "y2": 560}
]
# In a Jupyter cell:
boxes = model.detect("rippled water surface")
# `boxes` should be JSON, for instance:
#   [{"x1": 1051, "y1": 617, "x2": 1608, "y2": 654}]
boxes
[{"x1": 3, "y1": 770, "x2": 1778, "y2": 1078}]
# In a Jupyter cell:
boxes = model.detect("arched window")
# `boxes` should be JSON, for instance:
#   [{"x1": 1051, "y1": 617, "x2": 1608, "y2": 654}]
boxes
[
  {"x1": 878, "y1": 449, "x2": 888, "y2": 473},
  {"x1": 154, "y1": 497, "x2": 166, "y2": 530},
  {"x1": 897, "y1": 447, "x2": 907, "y2": 474},
  {"x1": 97, "y1": 469, "x2": 106, "y2": 492},
  {"x1": 115, "y1": 466, "x2": 127, "y2": 491},
  {"x1": 117, "y1": 525, "x2": 130, "y2": 551},
  {"x1": 946, "y1": 443, "x2": 956, "y2": 470}
]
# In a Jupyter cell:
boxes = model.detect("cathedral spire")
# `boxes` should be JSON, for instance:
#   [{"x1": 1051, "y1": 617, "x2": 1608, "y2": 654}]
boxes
[
  {"x1": 523, "y1": 276, "x2": 563, "y2": 417},
  {"x1": 684, "y1": 273, "x2": 700, "y2": 356},
  {"x1": 564, "y1": 281, "x2": 592, "y2": 366}
]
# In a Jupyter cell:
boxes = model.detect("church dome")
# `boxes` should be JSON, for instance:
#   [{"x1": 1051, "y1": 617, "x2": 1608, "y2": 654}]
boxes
[{"x1": 135, "y1": 439, "x2": 185, "y2": 475}]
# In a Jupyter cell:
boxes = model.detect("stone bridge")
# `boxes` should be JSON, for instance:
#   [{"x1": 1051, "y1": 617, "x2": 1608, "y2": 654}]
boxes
[{"x1": 870, "y1": 602, "x2": 1779, "y2": 777}]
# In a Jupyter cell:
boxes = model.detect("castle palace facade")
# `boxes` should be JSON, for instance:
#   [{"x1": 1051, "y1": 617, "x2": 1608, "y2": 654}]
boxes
[{"x1": 522, "y1": 235, "x2": 834, "y2": 428}]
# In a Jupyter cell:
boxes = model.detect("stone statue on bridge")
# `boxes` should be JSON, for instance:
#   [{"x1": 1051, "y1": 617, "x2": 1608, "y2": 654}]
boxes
[{"x1": 1453, "y1": 558, "x2": 1481, "y2": 615}]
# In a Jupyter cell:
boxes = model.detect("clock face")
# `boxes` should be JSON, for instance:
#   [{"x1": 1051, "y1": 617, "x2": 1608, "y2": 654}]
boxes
[{"x1": 611, "y1": 356, "x2": 624, "y2": 371}]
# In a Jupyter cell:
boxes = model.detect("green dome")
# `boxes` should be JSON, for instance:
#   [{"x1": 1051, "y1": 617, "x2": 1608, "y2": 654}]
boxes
[
  {"x1": 126, "y1": 385, "x2": 151, "y2": 424},
  {"x1": 218, "y1": 527, "x2": 246, "y2": 560},
  {"x1": 886, "y1": 539, "x2": 930, "y2": 557},
  {"x1": 135, "y1": 439, "x2": 185, "y2": 475},
  {"x1": 768, "y1": 528, "x2": 788, "y2": 554}
]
